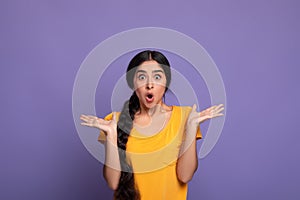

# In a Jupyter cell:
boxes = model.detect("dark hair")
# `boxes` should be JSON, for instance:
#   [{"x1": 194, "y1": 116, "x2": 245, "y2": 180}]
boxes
[{"x1": 114, "y1": 50, "x2": 171, "y2": 200}]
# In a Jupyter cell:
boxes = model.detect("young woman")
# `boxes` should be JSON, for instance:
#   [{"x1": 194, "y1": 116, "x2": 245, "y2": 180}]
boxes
[{"x1": 80, "y1": 50, "x2": 224, "y2": 200}]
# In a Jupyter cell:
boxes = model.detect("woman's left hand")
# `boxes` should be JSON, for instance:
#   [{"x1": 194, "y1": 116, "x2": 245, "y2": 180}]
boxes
[{"x1": 187, "y1": 104, "x2": 224, "y2": 131}]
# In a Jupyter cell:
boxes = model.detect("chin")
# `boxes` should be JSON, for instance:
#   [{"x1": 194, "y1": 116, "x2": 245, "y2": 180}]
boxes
[
  {"x1": 145, "y1": 102, "x2": 160, "y2": 108},
  {"x1": 143, "y1": 102, "x2": 158, "y2": 109},
  {"x1": 145, "y1": 104, "x2": 155, "y2": 109}
]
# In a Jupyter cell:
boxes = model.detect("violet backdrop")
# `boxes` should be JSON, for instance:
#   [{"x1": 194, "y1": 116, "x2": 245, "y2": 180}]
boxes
[{"x1": 1, "y1": 0, "x2": 299, "y2": 199}]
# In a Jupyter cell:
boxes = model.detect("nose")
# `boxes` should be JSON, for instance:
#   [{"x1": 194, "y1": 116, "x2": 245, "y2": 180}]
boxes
[
  {"x1": 146, "y1": 79, "x2": 154, "y2": 90},
  {"x1": 146, "y1": 85, "x2": 154, "y2": 90}
]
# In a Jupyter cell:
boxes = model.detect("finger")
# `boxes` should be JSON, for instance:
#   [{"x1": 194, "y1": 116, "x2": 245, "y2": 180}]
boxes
[
  {"x1": 215, "y1": 107, "x2": 225, "y2": 114},
  {"x1": 210, "y1": 113, "x2": 224, "y2": 118},
  {"x1": 191, "y1": 104, "x2": 197, "y2": 113},
  {"x1": 81, "y1": 122, "x2": 93, "y2": 127},
  {"x1": 80, "y1": 119, "x2": 89, "y2": 123},
  {"x1": 194, "y1": 108, "x2": 224, "y2": 123},
  {"x1": 81, "y1": 121, "x2": 109, "y2": 131},
  {"x1": 206, "y1": 105, "x2": 217, "y2": 112},
  {"x1": 80, "y1": 117, "x2": 90, "y2": 123},
  {"x1": 80, "y1": 115, "x2": 89, "y2": 120},
  {"x1": 215, "y1": 105, "x2": 224, "y2": 111},
  {"x1": 112, "y1": 112, "x2": 116, "y2": 122},
  {"x1": 81, "y1": 114, "x2": 91, "y2": 119},
  {"x1": 209, "y1": 104, "x2": 224, "y2": 113},
  {"x1": 84, "y1": 115, "x2": 98, "y2": 119},
  {"x1": 80, "y1": 115, "x2": 97, "y2": 122},
  {"x1": 215, "y1": 104, "x2": 224, "y2": 110},
  {"x1": 92, "y1": 116, "x2": 98, "y2": 120}
]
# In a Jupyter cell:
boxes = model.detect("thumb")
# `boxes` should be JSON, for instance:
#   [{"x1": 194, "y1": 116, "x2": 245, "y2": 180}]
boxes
[
  {"x1": 192, "y1": 104, "x2": 197, "y2": 112},
  {"x1": 112, "y1": 112, "x2": 116, "y2": 122}
]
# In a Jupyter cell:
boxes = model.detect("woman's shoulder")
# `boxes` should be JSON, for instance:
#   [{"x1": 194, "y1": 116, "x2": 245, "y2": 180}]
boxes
[
  {"x1": 172, "y1": 105, "x2": 193, "y2": 112},
  {"x1": 171, "y1": 105, "x2": 194, "y2": 120}
]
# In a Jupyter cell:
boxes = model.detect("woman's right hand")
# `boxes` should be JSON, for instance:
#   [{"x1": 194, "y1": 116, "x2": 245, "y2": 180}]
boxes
[{"x1": 80, "y1": 113, "x2": 118, "y2": 143}]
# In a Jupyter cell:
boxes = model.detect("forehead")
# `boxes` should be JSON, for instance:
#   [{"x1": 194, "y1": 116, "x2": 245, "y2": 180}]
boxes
[{"x1": 135, "y1": 60, "x2": 164, "y2": 73}]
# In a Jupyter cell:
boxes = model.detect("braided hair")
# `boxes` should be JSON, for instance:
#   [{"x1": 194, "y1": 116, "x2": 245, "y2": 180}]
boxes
[{"x1": 114, "y1": 50, "x2": 171, "y2": 200}]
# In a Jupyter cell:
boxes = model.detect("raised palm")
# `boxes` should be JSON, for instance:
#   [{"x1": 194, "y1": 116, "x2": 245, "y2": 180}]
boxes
[
  {"x1": 80, "y1": 113, "x2": 117, "y2": 142},
  {"x1": 187, "y1": 104, "x2": 224, "y2": 131}
]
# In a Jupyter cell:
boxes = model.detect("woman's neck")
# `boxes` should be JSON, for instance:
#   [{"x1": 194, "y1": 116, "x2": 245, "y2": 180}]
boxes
[
  {"x1": 133, "y1": 103, "x2": 173, "y2": 135},
  {"x1": 138, "y1": 101, "x2": 164, "y2": 116}
]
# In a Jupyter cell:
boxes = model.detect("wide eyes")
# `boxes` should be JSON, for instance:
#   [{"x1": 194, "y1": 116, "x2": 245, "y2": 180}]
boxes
[
  {"x1": 138, "y1": 74, "x2": 146, "y2": 80},
  {"x1": 137, "y1": 74, "x2": 162, "y2": 81},
  {"x1": 154, "y1": 74, "x2": 161, "y2": 80}
]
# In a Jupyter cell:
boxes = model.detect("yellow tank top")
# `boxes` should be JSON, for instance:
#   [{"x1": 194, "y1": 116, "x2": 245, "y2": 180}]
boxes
[{"x1": 98, "y1": 106, "x2": 202, "y2": 200}]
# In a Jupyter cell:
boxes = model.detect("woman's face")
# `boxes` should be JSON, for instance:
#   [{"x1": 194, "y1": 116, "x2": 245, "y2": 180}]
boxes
[{"x1": 133, "y1": 60, "x2": 167, "y2": 109}]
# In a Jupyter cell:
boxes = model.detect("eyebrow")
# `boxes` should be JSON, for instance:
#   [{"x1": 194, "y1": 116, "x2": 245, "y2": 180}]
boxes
[{"x1": 136, "y1": 69, "x2": 164, "y2": 74}]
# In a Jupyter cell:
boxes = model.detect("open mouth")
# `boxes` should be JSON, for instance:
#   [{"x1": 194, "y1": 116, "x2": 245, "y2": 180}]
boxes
[{"x1": 146, "y1": 94, "x2": 154, "y2": 102}]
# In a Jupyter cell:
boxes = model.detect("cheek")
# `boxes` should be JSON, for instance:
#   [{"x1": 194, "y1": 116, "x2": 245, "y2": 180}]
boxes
[
  {"x1": 134, "y1": 87, "x2": 143, "y2": 99},
  {"x1": 155, "y1": 85, "x2": 166, "y2": 96},
  {"x1": 154, "y1": 77, "x2": 167, "y2": 88}
]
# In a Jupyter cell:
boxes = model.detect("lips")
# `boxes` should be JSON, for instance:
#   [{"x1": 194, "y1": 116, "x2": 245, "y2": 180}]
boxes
[{"x1": 145, "y1": 93, "x2": 154, "y2": 103}]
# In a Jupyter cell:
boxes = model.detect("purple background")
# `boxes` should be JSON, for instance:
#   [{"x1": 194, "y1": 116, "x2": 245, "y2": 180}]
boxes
[{"x1": 1, "y1": 0, "x2": 299, "y2": 199}]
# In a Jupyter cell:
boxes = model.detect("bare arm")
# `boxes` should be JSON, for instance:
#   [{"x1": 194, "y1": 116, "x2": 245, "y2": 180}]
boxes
[
  {"x1": 103, "y1": 138, "x2": 121, "y2": 190},
  {"x1": 176, "y1": 104, "x2": 224, "y2": 183},
  {"x1": 80, "y1": 113, "x2": 121, "y2": 190},
  {"x1": 176, "y1": 131, "x2": 198, "y2": 183}
]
